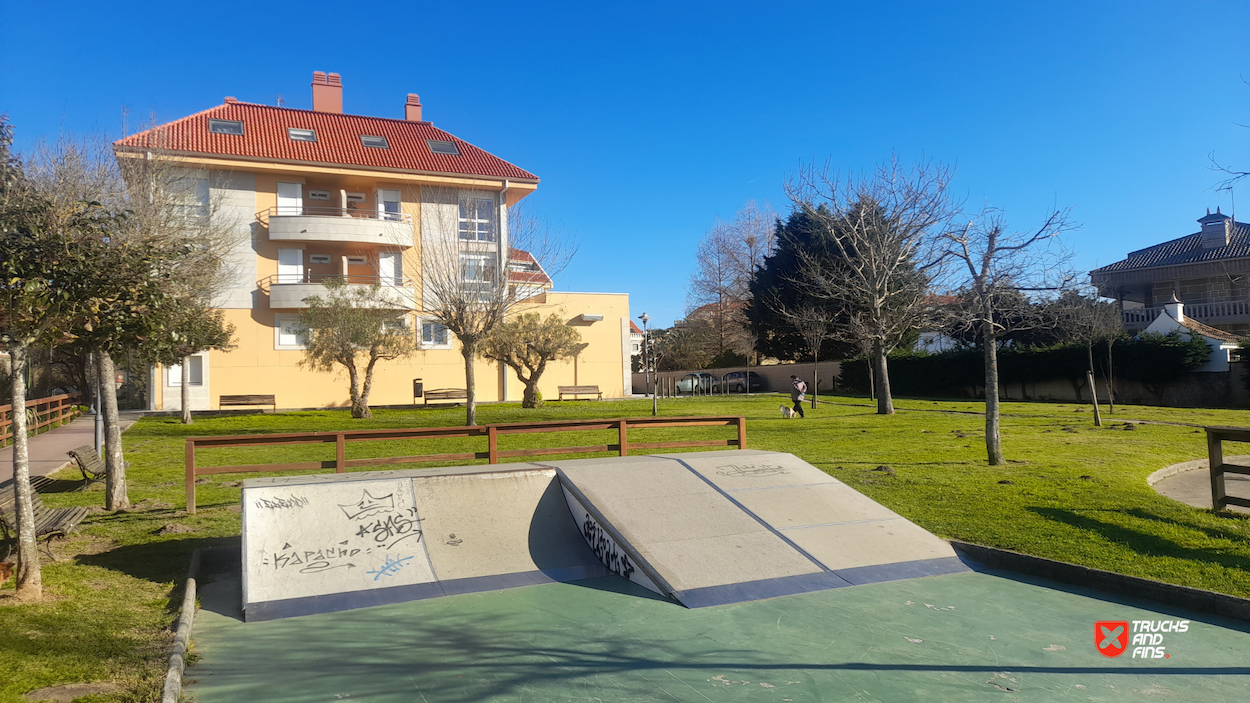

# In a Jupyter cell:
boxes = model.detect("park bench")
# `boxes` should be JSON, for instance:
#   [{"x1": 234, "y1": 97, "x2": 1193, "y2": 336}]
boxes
[
  {"x1": 558, "y1": 385, "x2": 602, "y2": 401},
  {"x1": 423, "y1": 389, "x2": 468, "y2": 405},
  {"x1": 0, "y1": 483, "x2": 88, "y2": 560},
  {"x1": 67, "y1": 445, "x2": 112, "y2": 487},
  {"x1": 219, "y1": 394, "x2": 277, "y2": 411}
]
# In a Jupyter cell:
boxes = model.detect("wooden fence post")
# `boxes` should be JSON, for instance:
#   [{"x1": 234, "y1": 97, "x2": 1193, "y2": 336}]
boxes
[
  {"x1": 619, "y1": 419, "x2": 628, "y2": 457},
  {"x1": 736, "y1": 416, "x2": 746, "y2": 449},
  {"x1": 336, "y1": 433, "x2": 346, "y2": 473},
  {"x1": 488, "y1": 426, "x2": 498, "y2": 464},
  {"x1": 1208, "y1": 429, "x2": 1227, "y2": 511},
  {"x1": 185, "y1": 440, "x2": 197, "y2": 515}
]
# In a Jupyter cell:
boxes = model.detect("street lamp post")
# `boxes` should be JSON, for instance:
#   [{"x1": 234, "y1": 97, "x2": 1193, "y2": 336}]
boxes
[{"x1": 639, "y1": 313, "x2": 656, "y2": 417}]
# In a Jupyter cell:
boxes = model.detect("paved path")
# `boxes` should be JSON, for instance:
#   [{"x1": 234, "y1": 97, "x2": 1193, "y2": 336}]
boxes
[
  {"x1": 0, "y1": 411, "x2": 142, "y2": 486},
  {"x1": 1150, "y1": 455, "x2": 1250, "y2": 514}
]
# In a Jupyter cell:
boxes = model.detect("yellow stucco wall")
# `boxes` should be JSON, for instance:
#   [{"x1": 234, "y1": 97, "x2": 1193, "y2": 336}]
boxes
[{"x1": 173, "y1": 291, "x2": 628, "y2": 410}]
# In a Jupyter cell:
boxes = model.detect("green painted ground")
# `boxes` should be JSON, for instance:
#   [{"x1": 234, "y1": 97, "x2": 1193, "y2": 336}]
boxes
[
  {"x1": 189, "y1": 570, "x2": 1250, "y2": 702},
  {"x1": 6, "y1": 394, "x2": 1250, "y2": 702}
]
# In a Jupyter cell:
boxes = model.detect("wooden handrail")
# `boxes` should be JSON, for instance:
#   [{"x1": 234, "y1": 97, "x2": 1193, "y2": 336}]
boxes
[
  {"x1": 184, "y1": 415, "x2": 746, "y2": 513},
  {"x1": 0, "y1": 393, "x2": 83, "y2": 447},
  {"x1": 1204, "y1": 426, "x2": 1250, "y2": 512}
]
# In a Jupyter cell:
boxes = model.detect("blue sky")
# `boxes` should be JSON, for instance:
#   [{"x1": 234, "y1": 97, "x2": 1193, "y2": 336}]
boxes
[{"x1": 4, "y1": 1, "x2": 1247, "y2": 327}]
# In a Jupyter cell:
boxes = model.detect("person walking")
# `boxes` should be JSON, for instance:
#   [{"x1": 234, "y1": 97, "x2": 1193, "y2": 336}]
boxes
[{"x1": 790, "y1": 375, "x2": 807, "y2": 418}]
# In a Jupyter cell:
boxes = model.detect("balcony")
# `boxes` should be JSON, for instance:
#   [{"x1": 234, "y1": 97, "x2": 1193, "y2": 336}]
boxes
[
  {"x1": 262, "y1": 207, "x2": 415, "y2": 248},
  {"x1": 1122, "y1": 300, "x2": 1250, "y2": 330},
  {"x1": 261, "y1": 274, "x2": 417, "y2": 310}
]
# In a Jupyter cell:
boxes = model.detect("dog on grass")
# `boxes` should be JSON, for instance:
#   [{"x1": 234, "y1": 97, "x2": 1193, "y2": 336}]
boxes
[{"x1": 779, "y1": 404, "x2": 796, "y2": 419}]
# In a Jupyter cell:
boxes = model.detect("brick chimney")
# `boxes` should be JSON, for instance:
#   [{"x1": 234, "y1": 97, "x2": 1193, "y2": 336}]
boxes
[
  {"x1": 405, "y1": 94, "x2": 423, "y2": 121},
  {"x1": 1199, "y1": 207, "x2": 1231, "y2": 249},
  {"x1": 311, "y1": 71, "x2": 343, "y2": 113}
]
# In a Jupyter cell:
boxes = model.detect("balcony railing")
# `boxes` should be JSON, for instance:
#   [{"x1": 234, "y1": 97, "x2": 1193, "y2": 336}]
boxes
[
  {"x1": 259, "y1": 273, "x2": 414, "y2": 288},
  {"x1": 260, "y1": 207, "x2": 415, "y2": 247},
  {"x1": 1122, "y1": 300, "x2": 1250, "y2": 327},
  {"x1": 259, "y1": 274, "x2": 417, "y2": 310},
  {"x1": 258, "y1": 206, "x2": 413, "y2": 223}
]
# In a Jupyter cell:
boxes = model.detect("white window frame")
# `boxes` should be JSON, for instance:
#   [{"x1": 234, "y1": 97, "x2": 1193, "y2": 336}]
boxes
[
  {"x1": 460, "y1": 253, "x2": 496, "y2": 300},
  {"x1": 275, "y1": 314, "x2": 308, "y2": 350},
  {"x1": 168, "y1": 356, "x2": 204, "y2": 386},
  {"x1": 420, "y1": 318, "x2": 452, "y2": 349},
  {"x1": 458, "y1": 195, "x2": 497, "y2": 242},
  {"x1": 287, "y1": 128, "x2": 317, "y2": 142},
  {"x1": 377, "y1": 189, "x2": 402, "y2": 222}
]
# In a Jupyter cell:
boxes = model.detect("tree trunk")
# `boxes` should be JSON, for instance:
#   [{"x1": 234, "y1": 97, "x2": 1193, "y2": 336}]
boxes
[
  {"x1": 98, "y1": 351, "x2": 130, "y2": 510},
  {"x1": 866, "y1": 357, "x2": 875, "y2": 402},
  {"x1": 982, "y1": 323, "x2": 1004, "y2": 466},
  {"x1": 9, "y1": 344, "x2": 42, "y2": 600},
  {"x1": 462, "y1": 341, "x2": 478, "y2": 426},
  {"x1": 346, "y1": 362, "x2": 370, "y2": 419},
  {"x1": 1086, "y1": 344, "x2": 1102, "y2": 427},
  {"x1": 872, "y1": 340, "x2": 894, "y2": 415},
  {"x1": 811, "y1": 350, "x2": 819, "y2": 409},
  {"x1": 1106, "y1": 341, "x2": 1116, "y2": 414},
  {"x1": 358, "y1": 356, "x2": 380, "y2": 419},
  {"x1": 180, "y1": 355, "x2": 192, "y2": 425}
]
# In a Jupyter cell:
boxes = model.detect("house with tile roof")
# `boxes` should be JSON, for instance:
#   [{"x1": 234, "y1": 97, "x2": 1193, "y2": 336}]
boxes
[
  {"x1": 1091, "y1": 208, "x2": 1250, "y2": 336},
  {"x1": 115, "y1": 72, "x2": 632, "y2": 410},
  {"x1": 1141, "y1": 295, "x2": 1240, "y2": 372}
]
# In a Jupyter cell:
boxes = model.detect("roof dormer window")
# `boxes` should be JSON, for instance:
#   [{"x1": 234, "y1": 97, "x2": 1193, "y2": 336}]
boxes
[
  {"x1": 361, "y1": 135, "x2": 389, "y2": 149},
  {"x1": 287, "y1": 128, "x2": 317, "y2": 142},
  {"x1": 427, "y1": 139, "x2": 460, "y2": 155},
  {"x1": 208, "y1": 119, "x2": 244, "y2": 136}
]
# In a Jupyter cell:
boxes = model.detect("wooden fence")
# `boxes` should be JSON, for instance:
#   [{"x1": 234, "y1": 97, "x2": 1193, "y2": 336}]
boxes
[
  {"x1": 1205, "y1": 426, "x2": 1250, "y2": 511},
  {"x1": 184, "y1": 415, "x2": 746, "y2": 513},
  {"x1": 0, "y1": 393, "x2": 83, "y2": 447}
]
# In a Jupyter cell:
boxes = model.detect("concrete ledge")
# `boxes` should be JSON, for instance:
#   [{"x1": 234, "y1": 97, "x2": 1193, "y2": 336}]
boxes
[
  {"x1": 1147, "y1": 454, "x2": 1250, "y2": 486},
  {"x1": 951, "y1": 540, "x2": 1250, "y2": 623},
  {"x1": 161, "y1": 549, "x2": 201, "y2": 703}
]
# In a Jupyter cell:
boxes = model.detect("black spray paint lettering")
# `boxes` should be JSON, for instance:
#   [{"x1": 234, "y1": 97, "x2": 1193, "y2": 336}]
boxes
[
  {"x1": 253, "y1": 494, "x2": 310, "y2": 510},
  {"x1": 582, "y1": 512, "x2": 636, "y2": 580},
  {"x1": 356, "y1": 512, "x2": 423, "y2": 549},
  {"x1": 264, "y1": 544, "x2": 362, "y2": 573}
]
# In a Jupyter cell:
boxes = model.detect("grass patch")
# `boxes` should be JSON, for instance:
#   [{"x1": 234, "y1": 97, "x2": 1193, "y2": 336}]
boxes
[{"x1": 3, "y1": 394, "x2": 1250, "y2": 701}]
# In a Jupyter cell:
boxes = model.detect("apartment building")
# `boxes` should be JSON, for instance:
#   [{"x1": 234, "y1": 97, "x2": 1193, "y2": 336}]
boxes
[{"x1": 113, "y1": 72, "x2": 631, "y2": 410}]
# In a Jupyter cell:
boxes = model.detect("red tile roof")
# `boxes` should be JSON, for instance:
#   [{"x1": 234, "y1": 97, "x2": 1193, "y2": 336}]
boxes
[
  {"x1": 114, "y1": 101, "x2": 537, "y2": 181},
  {"x1": 507, "y1": 249, "x2": 551, "y2": 287},
  {"x1": 630, "y1": 321, "x2": 642, "y2": 334}
]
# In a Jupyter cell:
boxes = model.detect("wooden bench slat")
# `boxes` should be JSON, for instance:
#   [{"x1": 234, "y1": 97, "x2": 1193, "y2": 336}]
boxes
[
  {"x1": 423, "y1": 389, "x2": 468, "y2": 405},
  {"x1": 220, "y1": 395, "x2": 277, "y2": 410},
  {"x1": 558, "y1": 385, "x2": 602, "y2": 400}
]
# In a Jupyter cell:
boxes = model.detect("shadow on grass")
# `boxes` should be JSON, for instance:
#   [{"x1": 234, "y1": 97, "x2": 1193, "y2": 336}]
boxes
[
  {"x1": 1028, "y1": 506, "x2": 1250, "y2": 573},
  {"x1": 77, "y1": 535, "x2": 239, "y2": 587}
]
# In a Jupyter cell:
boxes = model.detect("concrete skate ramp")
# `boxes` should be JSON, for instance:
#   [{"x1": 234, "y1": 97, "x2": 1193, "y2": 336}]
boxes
[
  {"x1": 241, "y1": 465, "x2": 608, "y2": 621},
  {"x1": 240, "y1": 450, "x2": 968, "y2": 620},
  {"x1": 555, "y1": 449, "x2": 968, "y2": 607}
]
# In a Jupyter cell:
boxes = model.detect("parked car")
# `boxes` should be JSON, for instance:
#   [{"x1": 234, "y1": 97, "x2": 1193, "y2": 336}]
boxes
[
  {"x1": 721, "y1": 371, "x2": 765, "y2": 393},
  {"x1": 676, "y1": 372, "x2": 719, "y2": 394}
]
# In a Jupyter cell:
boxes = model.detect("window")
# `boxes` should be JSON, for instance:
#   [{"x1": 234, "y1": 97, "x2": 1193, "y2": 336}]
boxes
[
  {"x1": 361, "y1": 135, "x2": 389, "y2": 149},
  {"x1": 421, "y1": 320, "x2": 450, "y2": 348},
  {"x1": 171, "y1": 177, "x2": 209, "y2": 223},
  {"x1": 346, "y1": 256, "x2": 367, "y2": 266},
  {"x1": 458, "y1": 196, "x2": 496, "y2": 241},
  {"x1": 208, "y1": 119, "x2": 244, "y2": 136},
  {"x1": 377, "y1": 189, "x2": 402, "y2": 221},
  {"x1": 461, "y1": 253, "x2": 496, "y2": 299},
  {"x1": 275, "y1": 315, "x2": 308, "y2": 349},
  {"x1": 287, "y1": 128, "x2": 317, "y2": 142},
  {"x1": 309, "y1": 254, "x2": 331, "y2": 265},
  {"x1": 168, "y1": 356, "x2": 204, "y2": 387},
  {"x1": 427, "y1": 139, "x2": 460, "y2": 155}
]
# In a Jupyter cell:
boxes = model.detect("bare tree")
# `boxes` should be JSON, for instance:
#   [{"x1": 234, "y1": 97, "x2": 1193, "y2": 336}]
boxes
[
  {"x1": 786, "y1": 157, "x2": 956, "y2": 415},
  {"x1": 22, "y1": 129, "x2": 245, "y2": 506},
  {"x1": 1050, "y1": 288, "x2": 1122, "y2": 423},
  {"x1": 688, "y1": 201, "x2": 777, "y2": 361},
  {"x1": 420, "y1": 191, "x2": 575, "y2": 425},
  {"x1": 939, "y1": 208, "x2": 1075, "y2": 465},
  {"x1": 772, "y1": 302, "x2": 836, "y2": 408}
]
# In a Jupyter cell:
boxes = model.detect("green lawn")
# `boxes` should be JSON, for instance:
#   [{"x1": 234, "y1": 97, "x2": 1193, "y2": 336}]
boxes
[{"x1": 3, "y1": 394, "x2": 1250, "y2": 702}]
